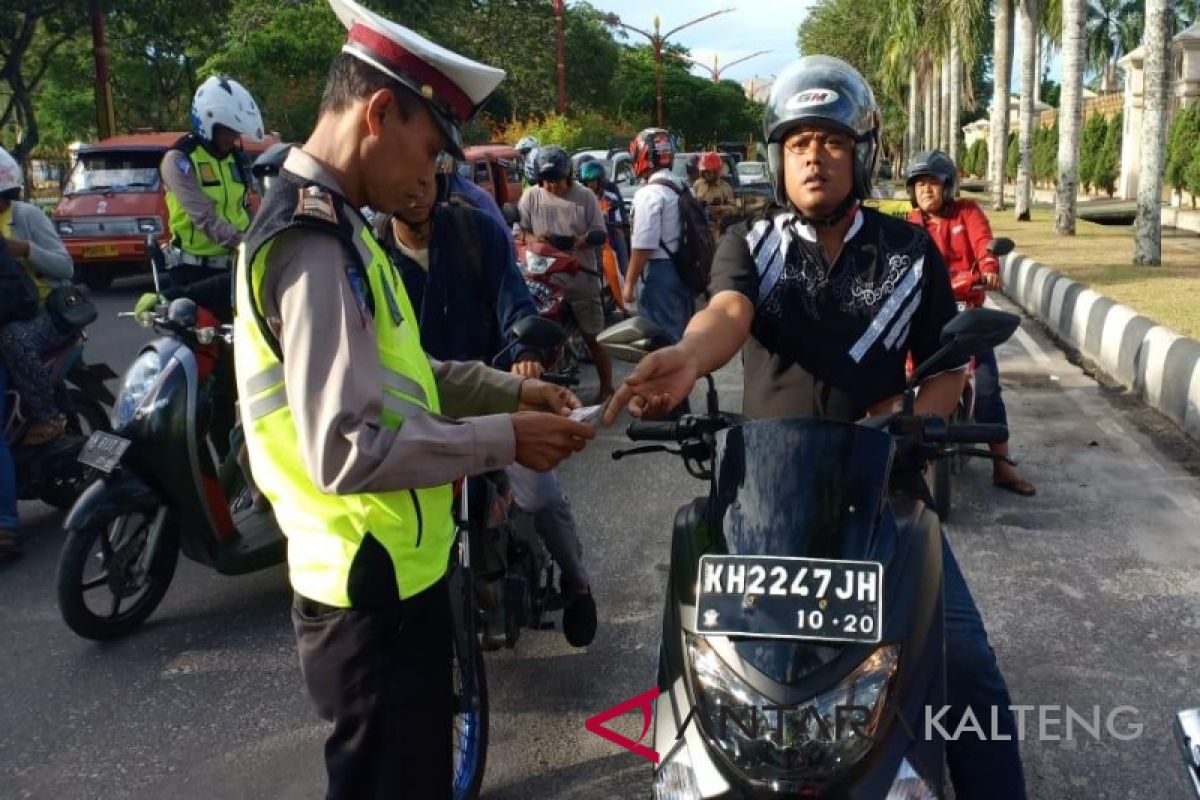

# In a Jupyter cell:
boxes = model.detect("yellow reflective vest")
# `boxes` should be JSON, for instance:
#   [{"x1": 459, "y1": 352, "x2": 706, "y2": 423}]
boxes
[
  {"x1": 234, "y1": 176, "x2": 454, "y2": 608},
  {"x1": 166, "y1": 135, "x2": 250, "y2": 257}
]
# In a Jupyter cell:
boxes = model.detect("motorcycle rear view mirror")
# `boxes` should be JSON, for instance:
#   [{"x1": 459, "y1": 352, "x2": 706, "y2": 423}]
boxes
[
  {"x1": 512, "y1": 316, "x2": 566, "y2": 351},
  {"x1": 598, "y1": 316, "x2": 673, "y2": 364},
  {"x1": 988, "y1": 237, "x2": 1015, "y2": 257},
  {"x1": 502, "y1": 203, "x2": 520, "y2": 227},
  {"x1": 584, "y1": 229, "x2": 608, "y2": 247},
  {"x1": 909, "y1": 308, "x2": 1020, "y2": 387},
  {"x1": 167, "y1": 297, "x2": 198, "y2": 328}
]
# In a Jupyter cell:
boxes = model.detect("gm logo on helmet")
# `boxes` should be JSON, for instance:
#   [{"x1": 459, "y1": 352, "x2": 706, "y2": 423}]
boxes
[{"x1": 785, "y1": 89, "x2": 840, "y2": 110}]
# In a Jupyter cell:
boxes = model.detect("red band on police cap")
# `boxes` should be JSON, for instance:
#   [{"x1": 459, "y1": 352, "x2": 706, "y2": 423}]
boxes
[{"x1": 346, "y1": 23, "x2": 474, "y2": 122}]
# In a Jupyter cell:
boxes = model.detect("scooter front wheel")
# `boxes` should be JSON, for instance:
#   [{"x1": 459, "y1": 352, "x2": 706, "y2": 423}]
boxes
[
  {"x1": 452, "y1": 607, "x2": 489, "y2": 799},
  {"x1": 56, "y1": 507, "x2": 180, "y2": 640}
]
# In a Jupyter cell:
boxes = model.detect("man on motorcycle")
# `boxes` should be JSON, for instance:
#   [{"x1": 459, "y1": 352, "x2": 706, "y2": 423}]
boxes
[
  {"x1": 518, "y1": 145, "x2": 616, "y2": 402},
  {"x1": 692, "y1": 151, "x2": 735, "y2": 245},
  {"x1": 0, "y1": 146, "x2": 78, "y2": 446},
  {"x1": 377, "y1": 175, "x2": 598, "y2": 647},
  {"x1": 604, "y1": 56, "x2": 1027, "y2": 799},
  {"x1": 231, "y1": 0, "x2": 595, "y2": 795},
  {"x1": 625, "y1": 128, "x2": 695, "y2": 343},
  {"x1": 516, "y1": 135, "x2": 539, "y2": 187},
  {"x1": 578, "y1": 157, "x2": 630, "y2": 278},
  {"x1": 905, "y1": 150, "x2": 1035, "y2": 497}
]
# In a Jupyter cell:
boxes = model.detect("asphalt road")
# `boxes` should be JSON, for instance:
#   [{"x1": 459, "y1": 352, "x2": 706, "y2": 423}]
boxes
[{"x1": 2, "y1": 278, "x2": 1199, "y2": 799}]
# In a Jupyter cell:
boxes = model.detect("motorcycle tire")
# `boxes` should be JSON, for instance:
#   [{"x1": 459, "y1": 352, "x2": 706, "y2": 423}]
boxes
[
  {"x1": 56, "y1": 508, "x2": 180, "y2": 640},
  {"x1": 452, "y1": 616, "x2": 489, "y2": 800}
]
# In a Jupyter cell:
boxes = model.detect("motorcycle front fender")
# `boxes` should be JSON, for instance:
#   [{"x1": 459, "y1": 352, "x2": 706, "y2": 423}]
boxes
[{"x1": 64, "y1": 472, "x2": 161, "y2": 531}]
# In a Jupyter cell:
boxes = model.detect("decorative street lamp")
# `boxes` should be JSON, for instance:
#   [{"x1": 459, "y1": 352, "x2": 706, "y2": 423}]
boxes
[
  {"x1": 670, "y1": 50, "x2": 771, "y2": 83},
  {"x1": 603, "y1": 9, "x2": 735, "y2": 128}
]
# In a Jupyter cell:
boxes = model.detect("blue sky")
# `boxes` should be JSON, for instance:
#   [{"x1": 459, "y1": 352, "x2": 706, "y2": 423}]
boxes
[{"x1": 582, "y1": 0, "x2": 1064, "y2": 89}]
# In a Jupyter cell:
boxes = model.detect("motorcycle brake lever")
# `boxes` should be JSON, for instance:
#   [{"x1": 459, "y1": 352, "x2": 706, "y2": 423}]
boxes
[{"x1": 612, "y1": 444, "x2": 682, "y2": 460}]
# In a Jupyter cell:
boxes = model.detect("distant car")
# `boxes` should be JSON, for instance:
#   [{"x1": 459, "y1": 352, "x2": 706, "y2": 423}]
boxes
[
  {"x1": 736, "y1": 161, "x2": 768, "y2": 185},
  {"x1": 460, "y1": 144, "x2": 523, "y2": 205}
]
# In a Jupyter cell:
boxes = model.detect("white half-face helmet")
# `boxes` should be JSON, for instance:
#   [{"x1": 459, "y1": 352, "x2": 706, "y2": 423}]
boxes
[
  {"x1": 0, "y1": 147, "x2": 22, "y2": 195},
  {"x1": 190, "y1": 76, "x2": 265, "y2": 143}
]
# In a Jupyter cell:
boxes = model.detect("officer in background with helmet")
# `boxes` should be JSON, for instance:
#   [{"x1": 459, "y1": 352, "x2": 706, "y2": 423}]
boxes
[
  {"x1": 232, "y1": 0, "x2": 594, "y2": 795},
  {"x1": 161, "y1": 75, "x2": 265, "y2": 294},
  {"x1": 606, "y1": 56, "x2": 1027, "y2": 799},
  {"x1": 692, "y1": 150, "x2": 735, "y2": 245}
]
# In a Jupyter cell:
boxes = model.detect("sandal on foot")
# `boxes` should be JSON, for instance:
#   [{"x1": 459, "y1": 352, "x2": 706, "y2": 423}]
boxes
[{"x1": 994, "y1": 478, "x2": 1036, "y2": 496}]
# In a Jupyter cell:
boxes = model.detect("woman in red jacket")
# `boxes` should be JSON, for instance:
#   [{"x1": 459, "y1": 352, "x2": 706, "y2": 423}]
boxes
[{"x1": 905, "y1": 150, "x2": 1036, "y2": 496}]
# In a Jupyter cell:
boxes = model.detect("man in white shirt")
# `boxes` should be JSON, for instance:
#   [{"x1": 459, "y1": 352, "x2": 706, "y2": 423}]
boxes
[{"x1": 624, "y1": 128, "x2": 694, "y2": 342}]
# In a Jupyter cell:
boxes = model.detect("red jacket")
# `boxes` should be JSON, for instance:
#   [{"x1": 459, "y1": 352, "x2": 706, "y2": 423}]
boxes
[{"x1": 907, "y1": 200, "x2": 999, "y2": 308}]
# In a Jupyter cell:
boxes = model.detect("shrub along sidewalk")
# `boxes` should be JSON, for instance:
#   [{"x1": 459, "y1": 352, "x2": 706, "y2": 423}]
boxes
[{"x1": 980, "y1": 206, "x2": 1200, "y2": 340}]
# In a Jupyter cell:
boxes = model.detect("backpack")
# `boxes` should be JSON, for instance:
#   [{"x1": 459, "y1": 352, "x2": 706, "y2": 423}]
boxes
[{"x1": 648, "y1": 175, "x2": 716, "y2": 294}]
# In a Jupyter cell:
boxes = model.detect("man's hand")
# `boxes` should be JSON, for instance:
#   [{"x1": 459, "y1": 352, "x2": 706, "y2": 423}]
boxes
[
  {"x1": 622, "y1": 280, "x2": 638, "y2": 307},
  {"x1": 981, "y1": 272, "x2": 1003, "y2": 291},
  {"x1": 603, "y1": 345, "x2": 699, "y2": 426},
  {"x1": 512, "y1": 412, "x2": 595, "y2": 471},
  {"x1": 512, "y1": 356, "x2": 545, "y2": 379},
  {"x1": 519, "y1": 379, "x2": 581, "y2": 415},
  {"x1": 134, "y1": 292, "x2": 165, "y2": 315}
]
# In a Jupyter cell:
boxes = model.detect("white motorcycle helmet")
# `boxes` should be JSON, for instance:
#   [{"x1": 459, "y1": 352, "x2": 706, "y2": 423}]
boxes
[
  {"x1": 0, "y1": 147, "x2": 22, "y2": 196},
  {"x1": 190, "y1": 76, "x2": 265, "y2": 143}
]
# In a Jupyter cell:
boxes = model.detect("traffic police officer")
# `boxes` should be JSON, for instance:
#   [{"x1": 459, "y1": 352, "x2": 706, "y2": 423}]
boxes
[{"x1": 232, "y1": 0, "x2": 596, "y2": 796}]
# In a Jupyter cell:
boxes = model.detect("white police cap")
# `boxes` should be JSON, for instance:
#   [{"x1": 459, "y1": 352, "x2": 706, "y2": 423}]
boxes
[{"x1": 328, "y1": 0, "x2": 506, "y2": 157}]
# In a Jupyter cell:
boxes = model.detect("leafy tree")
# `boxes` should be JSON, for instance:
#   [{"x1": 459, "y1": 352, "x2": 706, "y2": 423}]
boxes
[
  {"x1": 1033, "y1": 123, "x2": 1059, "y2": 186},
  {"x1": 1078, "y1": 111, "x2": 1109, "y2": 190},
  {"x1": 1093, "y1": 109, "x2": 1122, "y2": 196},
  {"x1": 1184, "y1": 131, "x2": 1200, "y2": 204},
  {"x1": 1006, "y1": 131, "x2": 1020, "y2": 181},
  {"x1": 964, "y1": 138, "x2": 988, "y2": 177},
  {"x1": 1, "y1": 1, "x2": 90, "y2": 163},
  {"x1": 1165, "y1": 103, "x2": 1200, "y2": 202}
]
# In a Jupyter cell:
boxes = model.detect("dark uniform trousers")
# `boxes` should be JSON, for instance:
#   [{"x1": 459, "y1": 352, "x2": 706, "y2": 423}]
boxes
[{"x1": 292, "y1": 578, "x2": 453, "y2": 800}]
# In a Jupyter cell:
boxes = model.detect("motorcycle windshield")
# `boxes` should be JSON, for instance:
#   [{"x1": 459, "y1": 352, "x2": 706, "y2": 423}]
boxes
[
  {"x1": 709, "y1": 419, "x2": 896, "y2": 685},
  {"x1": 710, "y1": 418, "x2": 894, "y2": 562}
]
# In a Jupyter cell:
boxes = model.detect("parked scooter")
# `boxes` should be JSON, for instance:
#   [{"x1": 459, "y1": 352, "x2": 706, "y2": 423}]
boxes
[
  {"x1": 926, "y1": 236, "x2": 1015, "y2": 520},
  {"x1": 598, "y1": 308, "x2": 1020, "y2": 798},
  {"x1": 56, "y1": 240, "x2": 284, "y2": 640},
  {"x1": 5, "y1": 333, "x2": 116, "y2": 510}
]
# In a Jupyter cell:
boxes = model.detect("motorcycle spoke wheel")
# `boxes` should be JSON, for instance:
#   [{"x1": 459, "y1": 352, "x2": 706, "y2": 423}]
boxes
[
  {"x1": 451, "y1": 608, "x2": 489, "y2": 799},
  {"x1": 57, "y1": 507, "x2": 180, "y2": 641}
]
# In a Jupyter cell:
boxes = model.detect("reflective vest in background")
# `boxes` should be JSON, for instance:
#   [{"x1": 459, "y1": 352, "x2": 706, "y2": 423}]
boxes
[
  {"x1": 234, "y1": 174, "x2": 454, "y2": 608},
  {"x1": 166, "y1": 134, "x2": 250, "y2": 257}
]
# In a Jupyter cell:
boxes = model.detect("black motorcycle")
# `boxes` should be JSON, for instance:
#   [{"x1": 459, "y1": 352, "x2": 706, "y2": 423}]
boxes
[{"x1": 598, "y1": 308, "x2": 1019, "y2": 798}]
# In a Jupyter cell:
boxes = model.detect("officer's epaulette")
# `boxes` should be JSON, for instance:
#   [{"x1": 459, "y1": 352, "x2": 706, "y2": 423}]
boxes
[{"x1": 293, "y1": 184, "x2": 340, "y2": 227}]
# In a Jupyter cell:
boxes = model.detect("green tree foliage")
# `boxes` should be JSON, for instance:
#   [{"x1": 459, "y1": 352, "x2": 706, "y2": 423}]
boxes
[
  {"x1": 1093, "y1": 110, "x2": 1122, "y2": 196},
  {"x1": 1006, "y1": 132, "x2": 1020, "y2": 181},
  {"x1": 1078, "y1": 111, "x2": 1109, "y2": 191},
  {"x1": 504, "y1": 111, "x2": 633, "y2": 151},
  {"x1": 1184, "y1": 132, "x2": 1200, "y2": 204},
  {"x1": 963, "y1": 138, "x2": 988, "y2": 177},
  {"x1": 1033, "y1": 123, "x2": 1059, "y2": 187},
  {"x1": 1165, "y1": 103, "x2": 1200, "y2": 200}
]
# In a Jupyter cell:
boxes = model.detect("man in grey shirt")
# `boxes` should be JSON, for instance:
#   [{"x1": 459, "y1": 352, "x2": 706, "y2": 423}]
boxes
[{"x1": 518, "y1": 144, "x2": 615, "y2": 401}]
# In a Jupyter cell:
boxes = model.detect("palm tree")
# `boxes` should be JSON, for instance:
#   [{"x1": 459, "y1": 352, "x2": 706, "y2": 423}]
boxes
[
  {"x1": 1056, "y1": 0, "x2": 1088, "y2": 234},
  {"x1": 991, "y1": 0, "x2": 1016, "y2": 208},
  {"x1": 1135, "y1": 0, "x2": 1170, "y2": 264},
  {"x1": 949, "y1": 29, "x2": 962, "y2": 160},
  {"x1": 1086, "y1": 0, "x2": 1141, "y2": 89},
  {"x1": 1016, "y1": 0, "x2": 1040, "y2": 220}
]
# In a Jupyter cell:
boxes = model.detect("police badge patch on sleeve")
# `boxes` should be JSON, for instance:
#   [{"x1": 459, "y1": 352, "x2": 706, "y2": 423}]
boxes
[
  {"x1": 295, "y1": 185, "x2": 339, "y2": 225},
  {"x1": 175, "y1": 155, "x2": 192, "y2": 175}
]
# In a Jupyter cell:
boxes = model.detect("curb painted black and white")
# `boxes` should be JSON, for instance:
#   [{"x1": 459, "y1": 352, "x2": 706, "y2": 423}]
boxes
[{"x1": 1001, "y1": 252, "x2": 1200, "y2": 441}]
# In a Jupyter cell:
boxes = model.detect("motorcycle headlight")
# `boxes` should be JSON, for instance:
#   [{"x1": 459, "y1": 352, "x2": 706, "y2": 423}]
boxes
[
  {"x1": 885, "y1": 757, "x2": 938, "y2": 799},
  {"x1": 653, "y1": 741, "x2": 702, "y2": 800},
  {"x1": 524, "y1": 252, "x2": 556, "y2": 275},
  {"x1": 113, "y1": 350, "x2": 162, "y2": 428},
  {"x1": 688, "y1": 634, "x2": 899, "y2": 782}
]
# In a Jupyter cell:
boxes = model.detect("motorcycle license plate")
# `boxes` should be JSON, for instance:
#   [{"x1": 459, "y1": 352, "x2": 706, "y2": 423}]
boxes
[
  {"x1": 77, "y1": 431, "x2": 131, "y2": 474},
  {"x1": 696, "y1": 555, "x2": 883, "y2": 644}
]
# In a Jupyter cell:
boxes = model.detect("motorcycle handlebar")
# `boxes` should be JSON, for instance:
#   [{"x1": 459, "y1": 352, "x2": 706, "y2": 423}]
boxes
[
  {"x1": 626, "y1": 419, "x2": 680, "y2": 441},
  {"x1": 928, "y1": 422, "x2": 1009, "y2": 444}
]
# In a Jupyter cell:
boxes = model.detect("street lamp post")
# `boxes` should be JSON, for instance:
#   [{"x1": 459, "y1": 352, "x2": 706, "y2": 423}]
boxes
[
  {"x1": 553, "y1": 0, "x2": 567, "y2": 114},
  {"x1": 604, "y1": 9, "x2": 734, "y2": 128},
  {"x1": 671, "y1": 50, "x2": 771, "y2": 83}
]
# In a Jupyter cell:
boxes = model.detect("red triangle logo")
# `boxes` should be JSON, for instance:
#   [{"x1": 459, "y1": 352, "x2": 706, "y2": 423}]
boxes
[{"x1": 584, "y1": 687, "x2": 662, "y2": 764}]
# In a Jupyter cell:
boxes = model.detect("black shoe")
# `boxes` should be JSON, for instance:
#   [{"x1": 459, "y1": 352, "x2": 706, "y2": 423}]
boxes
[{"x1": 562, "y1": 590, "x2": 597, "y2": 647}]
